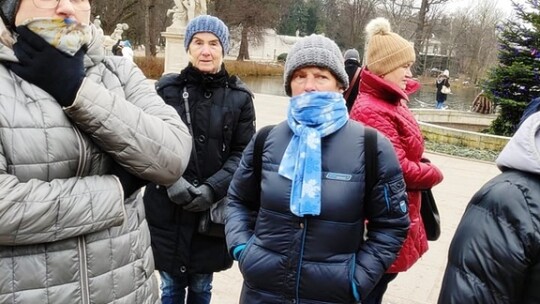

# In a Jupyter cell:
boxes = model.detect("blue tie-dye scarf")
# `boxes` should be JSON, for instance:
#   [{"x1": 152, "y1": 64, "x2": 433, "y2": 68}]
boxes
[{"x1": 278, "y1": 91, "x2": 349, "y2": 217}]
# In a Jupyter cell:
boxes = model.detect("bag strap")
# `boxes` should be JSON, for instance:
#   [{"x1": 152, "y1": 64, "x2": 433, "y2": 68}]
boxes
[
  {"x1": 344, "y1": 67, "x2": 362, "y2": 101},
  {"x1": 253, "y1": 125, "x2": 275, "y2": 196},
  {"x1": 364, "y1": 127, "x2": 378, "y2": 201}
]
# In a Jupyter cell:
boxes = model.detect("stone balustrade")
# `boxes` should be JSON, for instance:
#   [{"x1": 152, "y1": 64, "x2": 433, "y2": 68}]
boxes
[{"x1": 411, "y1": 109, "x2": 509, "y2": 151}]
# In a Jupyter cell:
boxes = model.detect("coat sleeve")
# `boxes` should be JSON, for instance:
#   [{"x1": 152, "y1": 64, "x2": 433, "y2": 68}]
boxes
[
  {"x1": 439, "y1": 177, "x2": 538, "y2": 303},
  {"x1": 64, "y1": 60, "x2": 192, "y2": 186},
  {"x1": 0, "y1": 147, "x2": 125, "y2": 245},
  {"x1": 224, "y1": 135, "x2": 259, "y2": 255},
  {"x1": 205, "y1": 91, "x2": 256, "y2": 199},
  {"x1": 353, "y1": 134, "x2": 411, "y2": 298},
  {"x1": 351, "y1": 106, "x2": 443, "y2": 190}
]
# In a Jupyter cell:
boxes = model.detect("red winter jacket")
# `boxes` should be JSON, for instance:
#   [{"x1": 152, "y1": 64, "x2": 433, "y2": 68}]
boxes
[{"x1": 350, "y1": 68, "x2": 444, "y2": 272}]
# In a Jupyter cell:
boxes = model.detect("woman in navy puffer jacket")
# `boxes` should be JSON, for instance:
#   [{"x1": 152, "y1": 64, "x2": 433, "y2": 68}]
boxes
[{"x1": 225, "y1": 34, "x2": 410, "y2": 304}]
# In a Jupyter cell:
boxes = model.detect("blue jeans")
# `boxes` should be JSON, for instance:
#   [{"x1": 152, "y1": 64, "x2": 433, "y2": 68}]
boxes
[
  {"x1": 436, "y1": 100, "x2": 445, "y2": 109},
  {"x1": 159, "y1": 271, "x2": 213, "y2": 304},
  {"x1": 362, "y1": 273, "x2": 398, "y2": 304}
]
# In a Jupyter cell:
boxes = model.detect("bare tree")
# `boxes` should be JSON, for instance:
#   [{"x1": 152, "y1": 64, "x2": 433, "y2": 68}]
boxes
[
  {"x1": 91, "y1": 0, "x2": 139, "y2": 35},
  {"x1": 378, "y1": 0, "x2": 415, "y2": 34},
  {"x1": 214, "y1": 0, "x2": 284, "y2": 61},
  {"x1": 452, "y1": 0, "x2": 503, "y2": 83},
  {"x1": 340, "y1": 0, "x2": 379, "y2": 51},
  {"x1": 411, "y1": 0, "x2": 449, "y2": 74}
]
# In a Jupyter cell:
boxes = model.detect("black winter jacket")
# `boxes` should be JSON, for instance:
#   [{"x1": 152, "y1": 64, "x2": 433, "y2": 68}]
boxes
[
  {"x1": 438, "y1": 170, "x2": 540, "y2": 303},
  {"x1": 225, "y1": 121, "x2": 410, "y2": 303},
  {"x1": 344, "y1": 59, "x2": 361, "y2": 112},
  {"x1": 143, "y1": 64, "x2": 256, "y2": 275}
]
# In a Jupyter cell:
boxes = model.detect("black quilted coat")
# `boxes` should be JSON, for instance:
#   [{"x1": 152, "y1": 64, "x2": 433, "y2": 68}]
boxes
[
  {"x1": 439, "y1": 111, "x2": 540, "y2": 304},
  {"x1": 144, "y1": 64, "x2": 256, "y2": 275}
]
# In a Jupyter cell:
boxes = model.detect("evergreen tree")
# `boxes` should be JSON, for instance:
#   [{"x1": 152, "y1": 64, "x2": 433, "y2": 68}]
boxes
[
  {"x1": 277, "y1": 1, "x2": 308, "y2": 36},
  {"x1": 484, "y1": 0, "x2": 540, "y2": 136}
]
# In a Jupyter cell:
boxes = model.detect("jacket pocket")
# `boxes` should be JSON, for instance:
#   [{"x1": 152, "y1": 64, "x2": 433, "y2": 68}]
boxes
[
  {"x1": 299, "y1": 254, "x2": 356, "y2": 303},
  {"x1": 385, "y1": 177, "x2": 408, "y2": 215}
]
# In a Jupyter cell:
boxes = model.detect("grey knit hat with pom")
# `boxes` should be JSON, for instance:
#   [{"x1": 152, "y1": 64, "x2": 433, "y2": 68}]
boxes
[
  {"x1": 284, "y1": 34, "x2": 349, "y2": 96},
  {"x1": 184, "y1": 15, "x2": 229, "y2": 54}
]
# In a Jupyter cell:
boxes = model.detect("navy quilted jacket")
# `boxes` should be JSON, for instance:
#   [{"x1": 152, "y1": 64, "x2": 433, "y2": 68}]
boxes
[{"x1": 225, "y1": 121, "x2": 410, "y2": 303}]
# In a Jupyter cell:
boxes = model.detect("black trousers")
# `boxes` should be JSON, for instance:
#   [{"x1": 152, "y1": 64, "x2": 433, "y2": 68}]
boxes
[{"x1": 362, "y1": 273, "x2": 399, "y2": 304}]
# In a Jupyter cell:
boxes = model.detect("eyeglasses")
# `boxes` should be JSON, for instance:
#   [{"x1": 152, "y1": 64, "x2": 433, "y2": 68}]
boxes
[{"x1": 33, "y1": 0, "x2": 91, "y2": 11}]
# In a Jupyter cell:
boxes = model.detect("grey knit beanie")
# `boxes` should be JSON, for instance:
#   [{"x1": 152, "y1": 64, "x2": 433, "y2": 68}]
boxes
[
  {"x1": 344, "y1": 48, "x2": 360, "y2": 62},
  {"x1": 284, "y1": 34, "x2": 348, "y2": 96},
  {"x1": 184, "y1": 15, "x2": 229, "y2": 54},
  {"x1": 0, "y1": 0, "x2": 21, "y2": 31}
]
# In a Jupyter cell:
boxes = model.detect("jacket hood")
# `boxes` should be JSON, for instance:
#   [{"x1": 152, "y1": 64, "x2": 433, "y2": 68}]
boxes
[
  {"x1": 0, "y1": 20, "x2": 105, "y2": 68},
  {"x1": 496, "y1": 110, "x2": 540, "y2": 174}
]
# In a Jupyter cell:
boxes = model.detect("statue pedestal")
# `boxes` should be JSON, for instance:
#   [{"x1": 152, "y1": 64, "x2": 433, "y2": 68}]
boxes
[{"x1": 162, "y1": 29, "x2": 188, "y2": 75}]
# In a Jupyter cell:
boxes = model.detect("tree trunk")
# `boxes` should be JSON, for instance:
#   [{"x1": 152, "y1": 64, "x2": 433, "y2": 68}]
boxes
[
  {"x1": 413, "y1": 0, "x2": 428, "y2": 75},
  {"x1": 237, "y1": 26, "x2": 250, "y2": 61},
  {"x1": 143, "y1": 0, "x2": 152, "y2": 57}
]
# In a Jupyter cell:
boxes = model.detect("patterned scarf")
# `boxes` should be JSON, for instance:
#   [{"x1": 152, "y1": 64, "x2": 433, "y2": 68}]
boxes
[{"x1": 278, "y1": 91, "x2": 349, "y2": 216}]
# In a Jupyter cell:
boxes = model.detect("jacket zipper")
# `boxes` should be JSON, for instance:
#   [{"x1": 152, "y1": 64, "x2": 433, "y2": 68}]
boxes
[
  {"x1": 73, "y1": 126, "x2": 91, "y2": 304},
  {"x1": 295, "y1": 218, "x2": 308, "y2": 302},
  {"x1": 78, "y1": 236, "x2": 90, "y2": 304}
]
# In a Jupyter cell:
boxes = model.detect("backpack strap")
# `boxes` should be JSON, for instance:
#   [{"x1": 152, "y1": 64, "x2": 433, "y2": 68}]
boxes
[
  {"x1": 364, "y1": 127, "x2": 378, "y2": 201},
  {"x1": 253, "y1": 125, "x2": 275, "y2": 200},
  {"x1": 343, "y1": 66, "x2": 362, "y2": 101}
]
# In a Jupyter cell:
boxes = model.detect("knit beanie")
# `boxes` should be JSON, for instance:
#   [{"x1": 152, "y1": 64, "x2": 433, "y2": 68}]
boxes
[
  {"x1": 284, "y1": 34, "x2": 349, "y2": 96},
  {"x1": 365, "y1": 17, "x2": 415, "y2": 76},
  {"x1": 344, "y1": 48, "x2": 360, "y2": 62},
  {"x1": 184, "y1": 15, "x2": 229, "y2": 54},
  {"x1": 0, "y1": 0, "x2": 21, "y2": 31}
]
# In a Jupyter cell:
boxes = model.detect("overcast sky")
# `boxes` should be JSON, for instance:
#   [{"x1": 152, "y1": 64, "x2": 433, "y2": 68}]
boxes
[{"x1": 446, "y1": 0, "x2": 519, "y2": 14}]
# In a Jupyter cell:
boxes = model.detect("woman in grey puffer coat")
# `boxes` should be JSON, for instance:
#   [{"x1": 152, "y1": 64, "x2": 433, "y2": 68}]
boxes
[{"x1": 0, "y1": 1, "x2": 192, "y2": 303}]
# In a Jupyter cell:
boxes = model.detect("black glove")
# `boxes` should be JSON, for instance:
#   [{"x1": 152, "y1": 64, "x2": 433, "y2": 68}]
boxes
[
  {"x1": 166, "y1": 177, "x2": 200, "y2": 206},
  {"x1": 110, "y1": 162, "x2": 147, "y2": 198},
  {"x1": 183, "y1": 184, "x2": 214, "y2": 212},
  {"x1": 9, "y1": 26, "x2": 86, "y2": 107}
]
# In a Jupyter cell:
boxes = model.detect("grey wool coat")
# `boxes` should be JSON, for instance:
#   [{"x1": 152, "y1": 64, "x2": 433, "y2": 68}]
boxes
[{"x1": 0, "y1": 25, "x2": 192, "y2": 303}]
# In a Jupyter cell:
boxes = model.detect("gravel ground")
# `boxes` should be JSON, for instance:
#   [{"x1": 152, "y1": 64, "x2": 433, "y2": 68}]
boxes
[{"x1": 425, "y1": 140, "x2": 500, "y2": 163}]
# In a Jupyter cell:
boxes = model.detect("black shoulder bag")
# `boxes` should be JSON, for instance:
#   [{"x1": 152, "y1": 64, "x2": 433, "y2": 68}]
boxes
[{"x1": 421, "y1": 189, "x2": 441, "y2": 241}]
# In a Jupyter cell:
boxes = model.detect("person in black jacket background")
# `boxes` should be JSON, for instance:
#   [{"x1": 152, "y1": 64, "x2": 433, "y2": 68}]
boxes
[
  {"x1": 343, "y1": 48, "x2": 362, "y2": 112},
  {"x1": 143, "y1": 15, "x2": 256, "y2": 304},
  {"x1": 225, "y1": 34, "x2": 409, "y2": 304},
  {"x1": 438, "y1": 109, "x2": 540, "y2": 304},
  {"x1": 435, "y1": 69, "x2": 450, "y2": 109}
]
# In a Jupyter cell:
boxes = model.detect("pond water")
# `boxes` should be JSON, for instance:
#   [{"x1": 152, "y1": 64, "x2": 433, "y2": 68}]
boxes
[{"x1": 243, "y1": 76, "x2": 482, "y2": 111}]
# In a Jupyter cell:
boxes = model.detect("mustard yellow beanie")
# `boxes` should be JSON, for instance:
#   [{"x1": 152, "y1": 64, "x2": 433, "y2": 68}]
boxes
[{"x1": 365, "y1": 17, "x2": 415, "y2": 76}]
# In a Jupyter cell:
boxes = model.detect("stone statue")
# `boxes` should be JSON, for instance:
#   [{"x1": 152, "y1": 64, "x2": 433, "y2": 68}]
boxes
[
  {"x1": 167, "y1": 0, "x2": 188, "y2": 30},
  {"x1": 102, "y1": 23, "x2": 129, "y2": 55},
  {"x1": 111, "y1": 23, "x2": 129, "y2": 42},
  {"x1": 185, "y1": 0, "x2": 196, "y2": 21},
  {"x1": 92, "y1": 16, "x2": 104, "y2": 44},
  {"x1": 166, "y1": 0, "x2": 207, "y2": 31},
  {"x1": 93, "y1": 16, "x2": 103, "y2": 34}
]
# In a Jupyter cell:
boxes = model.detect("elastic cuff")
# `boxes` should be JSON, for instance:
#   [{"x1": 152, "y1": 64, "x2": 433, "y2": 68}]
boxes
[{"x1": 232, "y1": 244, "x2": 246, "y2": 260}]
